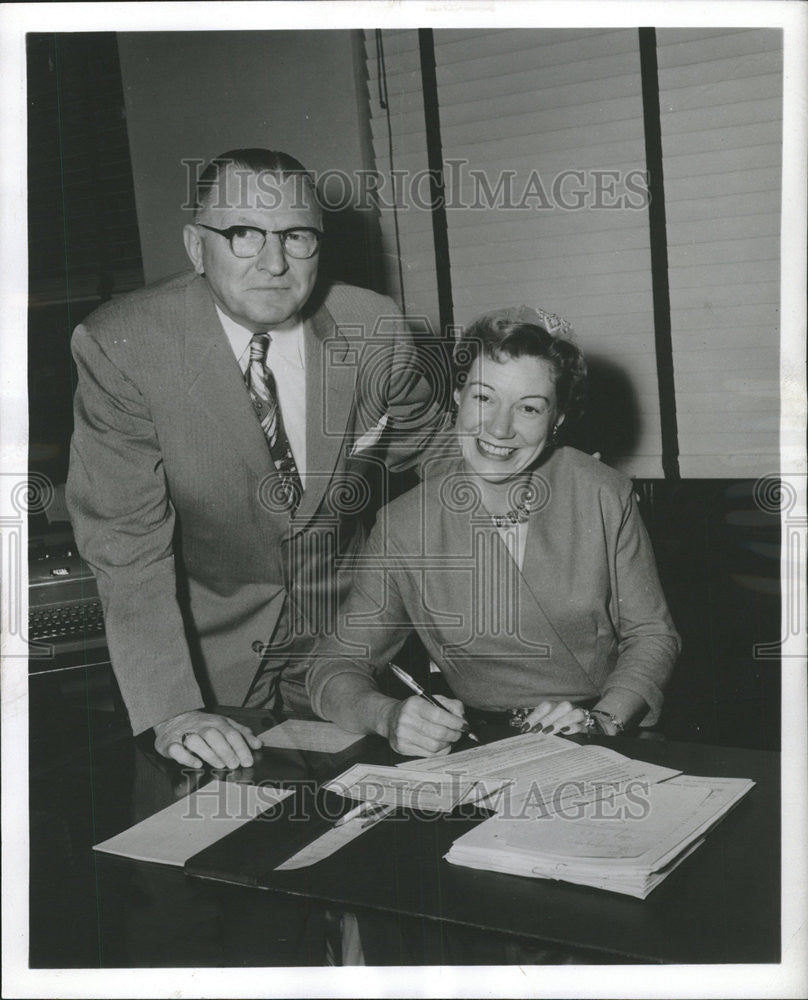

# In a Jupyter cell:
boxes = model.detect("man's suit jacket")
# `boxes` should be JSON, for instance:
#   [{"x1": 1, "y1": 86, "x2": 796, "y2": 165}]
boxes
[
  {"x1": 66, "y1": 271, "x2": 440, "y2": 734},
  {"x1": 307, "y1": 447, "x2": 680, "y2": 725}
]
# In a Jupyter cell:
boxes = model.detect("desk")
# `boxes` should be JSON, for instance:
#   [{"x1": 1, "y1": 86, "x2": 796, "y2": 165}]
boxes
[{"x1": 28, "y1": 709, "x2": 780, "y2": 967}]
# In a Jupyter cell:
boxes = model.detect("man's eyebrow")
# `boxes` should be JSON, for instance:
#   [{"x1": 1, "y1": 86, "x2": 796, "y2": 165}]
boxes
[{"x1": 219, "y1": 221, "x2": 317, "y2": 231}]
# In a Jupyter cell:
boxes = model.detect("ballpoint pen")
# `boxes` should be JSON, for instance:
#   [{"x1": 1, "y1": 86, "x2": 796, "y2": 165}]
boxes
[{"x1": 388, "y1": 664, "x2": 481, "y2": 743}]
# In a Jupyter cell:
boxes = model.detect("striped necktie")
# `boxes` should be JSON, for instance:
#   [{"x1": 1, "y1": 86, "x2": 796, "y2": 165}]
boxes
[{"x1": 246, "y1": 333, "x2": 303, "y2": 512}]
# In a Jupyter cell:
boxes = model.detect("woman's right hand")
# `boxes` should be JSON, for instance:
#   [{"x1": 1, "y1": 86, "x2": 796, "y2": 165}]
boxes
[{"x1": 383, "y1": 695, "x2": 468, "y2": 757}]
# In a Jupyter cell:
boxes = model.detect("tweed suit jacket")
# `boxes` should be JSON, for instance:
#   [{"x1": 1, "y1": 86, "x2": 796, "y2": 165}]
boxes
[{"x1": 66, "y1": 271, "x2": 439, "y2": 734}]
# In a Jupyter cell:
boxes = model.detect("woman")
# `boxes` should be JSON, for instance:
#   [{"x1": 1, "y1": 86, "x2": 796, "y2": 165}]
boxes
[{"x1": 306, "y1": 306, "x2": 680, "y2": 757}]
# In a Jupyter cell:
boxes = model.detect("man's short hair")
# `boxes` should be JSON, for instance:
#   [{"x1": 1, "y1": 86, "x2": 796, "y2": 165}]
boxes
[{"x1": 193, "y1": 148, "x2": 316, "y2": 216}]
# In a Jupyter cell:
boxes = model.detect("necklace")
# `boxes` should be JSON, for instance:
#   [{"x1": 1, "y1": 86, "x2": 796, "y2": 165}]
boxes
[{"x1": 489, "y1": 481, "x2": 543, "y2": 528}]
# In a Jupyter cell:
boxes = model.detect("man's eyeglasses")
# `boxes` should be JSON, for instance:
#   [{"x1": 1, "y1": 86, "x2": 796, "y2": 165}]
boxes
[{"x1": 197, "y1": 224, "x2": 323, "y2": 260}]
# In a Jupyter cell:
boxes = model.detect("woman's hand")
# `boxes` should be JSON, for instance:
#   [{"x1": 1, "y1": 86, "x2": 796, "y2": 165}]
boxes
[
  {"x1": 382, "y1": 695, "x2": 468, "y2": 757},
  {"x1": 520, "y1": 700, "x2": 593, "y2": 736}
]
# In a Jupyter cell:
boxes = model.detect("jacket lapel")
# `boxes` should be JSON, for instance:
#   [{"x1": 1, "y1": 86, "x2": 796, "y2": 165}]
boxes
[
  {"x1": 182, "y1": 277, "x2": 276, "y2": 482},
  {"x1": 439, "y1": 457, "x2": 595, "y2": 688},
  {"x1": 512, "y1": 503, "x2": 596, "y2": 688},
  {"x1": 180, "y1": 278, "x2": 356, "y2": 525},
  {"x1": 293, "y1": 298, "x2": 356, "y2": 527}
]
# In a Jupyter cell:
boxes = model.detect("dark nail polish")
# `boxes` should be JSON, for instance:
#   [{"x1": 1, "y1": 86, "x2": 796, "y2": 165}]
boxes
[
  {"x1": 520, "y1": 722, "x2": 530, "y2": 734},
  {"x1": 544, "y1": 725, "x2": 555, "y2": 735}
]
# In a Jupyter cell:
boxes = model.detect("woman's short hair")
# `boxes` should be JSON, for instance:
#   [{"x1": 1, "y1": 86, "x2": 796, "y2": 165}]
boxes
[{"x1": 453, "y1": 312, "x2": 587, "y2": 423}]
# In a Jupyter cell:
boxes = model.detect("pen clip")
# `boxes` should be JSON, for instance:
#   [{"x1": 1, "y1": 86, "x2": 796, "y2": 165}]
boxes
[{"x1": 389, "y1": 663, "x2": 424, "y2": 696}]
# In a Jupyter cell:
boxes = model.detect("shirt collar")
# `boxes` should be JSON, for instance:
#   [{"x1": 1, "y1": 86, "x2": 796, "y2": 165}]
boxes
[{"x1": 215, "y1": 305, "x2": 305, "y2": 369}]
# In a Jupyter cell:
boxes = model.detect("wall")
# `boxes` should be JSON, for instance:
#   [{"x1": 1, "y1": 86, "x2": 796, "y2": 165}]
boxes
[{"x1": 117, "y1": 30, "x2": 377, "y2": 285}]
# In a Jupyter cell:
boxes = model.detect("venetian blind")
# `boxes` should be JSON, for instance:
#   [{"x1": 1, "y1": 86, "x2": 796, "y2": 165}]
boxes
[
  {"x1": 431, "y1": 29, "x2": 663, "y2": 477},
  {"x1": 363, "y1": 29, "x2": 442, "y2": 335},
  {"x1": 656, "y1": 28, "x2": 782, "y2": 477}
]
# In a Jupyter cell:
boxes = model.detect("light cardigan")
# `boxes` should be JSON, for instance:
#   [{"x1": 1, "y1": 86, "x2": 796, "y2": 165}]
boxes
[{"x1": 307, "y1": 447, "x2": 680, "y2": 724}]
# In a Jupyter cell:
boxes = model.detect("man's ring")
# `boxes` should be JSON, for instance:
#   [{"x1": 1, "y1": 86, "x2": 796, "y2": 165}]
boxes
[
  {"x1": 581, "y1": 709, "x2": 596, "y2": 732},
  {"x1": 180, "y1": 731, "x2": 195, "y2": 747}
]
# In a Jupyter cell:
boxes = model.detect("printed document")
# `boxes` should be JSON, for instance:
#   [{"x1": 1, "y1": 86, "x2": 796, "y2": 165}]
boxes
[
  {"x1": 446, "y1": 773, "x2": 754, "y2": 898},
  {"x1": 324, "y1": 763, "x2": 508, "y2": 813},
  {"x1": 402, "y1": 733, "x2": 680, "y2": 816}
]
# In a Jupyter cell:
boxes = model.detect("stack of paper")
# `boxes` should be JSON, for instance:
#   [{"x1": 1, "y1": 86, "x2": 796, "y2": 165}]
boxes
[
  {"x1": 401, "y1": 732, "x2": 682, "y2": 818},
  {"x1": 445, "y1": 773, "x2": 755, "y2": 898}
]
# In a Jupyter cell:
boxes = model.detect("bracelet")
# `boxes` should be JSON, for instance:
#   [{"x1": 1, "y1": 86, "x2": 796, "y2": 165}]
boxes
[{"x1": 590, "y1": 709, "x2": 625, "y2": 735}]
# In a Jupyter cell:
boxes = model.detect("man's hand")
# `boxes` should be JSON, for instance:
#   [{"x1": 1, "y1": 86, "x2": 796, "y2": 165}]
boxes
[
  {"x1": 382, "y1": 695, "x2": 467, "y2": 758},
  {"x1": 153, "y1": 710, "x2": 263, "y2": 769}
]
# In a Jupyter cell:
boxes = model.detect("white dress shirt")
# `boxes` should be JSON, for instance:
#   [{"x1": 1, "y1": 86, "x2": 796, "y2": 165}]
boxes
[{"x1": 216, "y1": 305, "x2": 307, "y2": 482}]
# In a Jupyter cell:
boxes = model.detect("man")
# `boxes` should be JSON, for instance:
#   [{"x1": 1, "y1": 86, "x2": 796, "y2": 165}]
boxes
[{"x1": 66, "y1": 148, "x2": 441, "y2": 771}]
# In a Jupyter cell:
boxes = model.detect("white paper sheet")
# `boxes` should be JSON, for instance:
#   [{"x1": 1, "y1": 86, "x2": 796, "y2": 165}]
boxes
[
  {"x1": 93, "y1": 779, "x2": 292, "y2": 866},
  {"x1": 257, "y1": 719, "x2": 363, "y2": 753},
  {"x1": 324, "y1": 763, "x2": 489, "y2": 813},
  {"x1": 402, "y1": 734, "x2": 681, "y2": 817},
  {"x1": 402, "y1": 732, "x2": 575, "y2": 780},
  {"x1": 498, "y1": 781, "x2": 713, "y2": 859},
  {"x1": 275, "y1": 804, "x2": 396, "y2": 870}
]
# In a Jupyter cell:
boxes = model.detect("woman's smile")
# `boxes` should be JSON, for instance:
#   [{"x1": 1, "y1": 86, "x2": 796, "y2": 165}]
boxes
[
  {"x1": 475, "y1": 439, "x2": 516, "y2": 459},
  {"x1": 454, "y1": 354, "x2": 562, "y2": 485}
]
